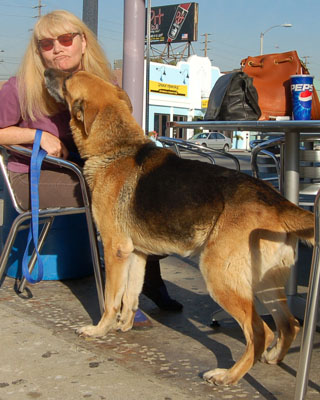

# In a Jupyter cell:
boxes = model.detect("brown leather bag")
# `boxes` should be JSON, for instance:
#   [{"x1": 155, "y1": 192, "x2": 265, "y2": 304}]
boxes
[{"x1": 241, "y1": 50, "x2": 320, "y2": 120}]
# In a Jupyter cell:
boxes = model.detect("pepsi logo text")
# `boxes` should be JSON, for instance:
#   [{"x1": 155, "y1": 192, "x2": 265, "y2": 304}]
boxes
[{"x1": 291, "y1": 83, "x2": 313, "y2": 92}]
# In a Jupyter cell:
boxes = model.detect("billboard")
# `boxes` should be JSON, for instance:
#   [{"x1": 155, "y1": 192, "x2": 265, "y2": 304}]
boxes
[{"x1": 146, "y1": 3, "x2": 198, "y2": 44}]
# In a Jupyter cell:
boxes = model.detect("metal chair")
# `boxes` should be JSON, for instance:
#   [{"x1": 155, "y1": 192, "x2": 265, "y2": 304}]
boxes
[
  {"x1": 158, "y1": 136, "x2": 241, "y2": 170},
  {"x1": 250, "y1": 136, "x2": 283, "y2": 190},
  {"x1": 0, "y1": 145, "x2": 104, "y2": 315},
  {"x1": 294, "y1": 188, "x2": 320, "y2": 400},
  {"x1": 251, "y1": 136, "x2": 320, "y2": 209}
]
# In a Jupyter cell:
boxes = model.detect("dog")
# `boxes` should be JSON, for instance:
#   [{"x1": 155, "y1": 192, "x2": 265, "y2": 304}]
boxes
[{"x1": 44, "y1": 68, "x2": 314, "y2": 386}]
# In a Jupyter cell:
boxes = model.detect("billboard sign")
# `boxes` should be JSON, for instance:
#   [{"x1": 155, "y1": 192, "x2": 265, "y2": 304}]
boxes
[{"x1": 146, "y1": 3, "x2": 198, "y2": 44}]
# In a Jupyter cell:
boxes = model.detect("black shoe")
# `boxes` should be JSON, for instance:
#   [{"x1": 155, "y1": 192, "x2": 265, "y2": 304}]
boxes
[{"x1": 142, "y1": 284, "x2": 183, "y2": 312}]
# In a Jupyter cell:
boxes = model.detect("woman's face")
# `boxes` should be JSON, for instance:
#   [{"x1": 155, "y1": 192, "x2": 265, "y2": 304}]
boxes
[{"x1": 39, "y1": 31, "x2": 86, "y2": 72}]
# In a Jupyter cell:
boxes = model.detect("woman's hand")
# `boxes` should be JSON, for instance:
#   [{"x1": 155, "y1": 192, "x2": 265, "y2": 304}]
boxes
[{"x1": 40, "y1": 131, "x2": 69, "y2": 159}]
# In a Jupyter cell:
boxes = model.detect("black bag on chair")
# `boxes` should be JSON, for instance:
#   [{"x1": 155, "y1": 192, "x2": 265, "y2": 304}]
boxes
[{"x1": 204, "y1": 71, "x2": 261, "y2": 121}]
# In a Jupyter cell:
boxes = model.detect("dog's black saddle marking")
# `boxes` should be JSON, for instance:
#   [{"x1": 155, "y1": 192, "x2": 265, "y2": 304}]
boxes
[{"x1": 134, "y1": 142, "x2": 159, "y2": 166}]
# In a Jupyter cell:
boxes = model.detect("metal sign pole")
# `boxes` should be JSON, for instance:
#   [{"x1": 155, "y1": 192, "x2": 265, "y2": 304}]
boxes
[
  {"x1": 122, "y1": 0, "x2": 145, "y2": 127},
  {"x1": 145, "y1": 0, "x2": 151, "y2": 135}
]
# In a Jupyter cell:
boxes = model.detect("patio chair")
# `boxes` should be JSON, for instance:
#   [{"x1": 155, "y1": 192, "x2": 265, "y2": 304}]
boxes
[
  {"x1": 251, "y1": 136, "x2": 320, "y2": 209},
  {"x1": 157, "y1": 136, "x2": 241, "y2": 170},
  {"x1": 0, "y1": 144, "x2": 104, "y2": 315},
  {"x1": 294, "y1": 188, "x2": 320, "y2": 399}
]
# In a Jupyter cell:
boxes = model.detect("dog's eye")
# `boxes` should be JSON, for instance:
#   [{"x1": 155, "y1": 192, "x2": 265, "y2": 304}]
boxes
[{"x1": 76, "y1": 110, "x2": 83, "y2": 121}]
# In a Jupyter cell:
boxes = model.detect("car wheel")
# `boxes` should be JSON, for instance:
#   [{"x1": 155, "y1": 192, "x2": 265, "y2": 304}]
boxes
[
  {"x1": 223, "y1": 144, "x2": 229, "y2": 152},
  {"x1": 201, "y1": 143, "x2": 207, "y2": 147}
]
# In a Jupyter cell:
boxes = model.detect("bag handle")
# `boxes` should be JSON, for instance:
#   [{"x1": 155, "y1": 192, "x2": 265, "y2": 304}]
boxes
[
  {"x1": 22, "y1": 129, "x2": 48, "y2": 283},
  {"x1": 245, "y1": 55, "x2": 294, "y2": 68}
]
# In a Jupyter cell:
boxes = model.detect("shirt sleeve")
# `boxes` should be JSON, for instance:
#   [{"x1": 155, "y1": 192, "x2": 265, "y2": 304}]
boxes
[{"x1": 0, "y1": 77, "x2": 22, "y2": 128}]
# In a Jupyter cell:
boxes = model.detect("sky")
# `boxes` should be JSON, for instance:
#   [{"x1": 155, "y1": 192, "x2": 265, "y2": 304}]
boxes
[{"x1": 0, "y1": 0, "x2": 319, "y2": 80}]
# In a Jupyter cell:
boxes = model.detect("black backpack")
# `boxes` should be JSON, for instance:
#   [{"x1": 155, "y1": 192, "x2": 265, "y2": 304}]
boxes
[{"x1": 204, "y1": 71, "x2": 261, "y2": 121}]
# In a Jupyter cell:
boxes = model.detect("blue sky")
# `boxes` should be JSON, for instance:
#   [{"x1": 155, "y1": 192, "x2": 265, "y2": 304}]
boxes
[{"x1": 0, "y1": 0, "x2": 319, "y2": 80}]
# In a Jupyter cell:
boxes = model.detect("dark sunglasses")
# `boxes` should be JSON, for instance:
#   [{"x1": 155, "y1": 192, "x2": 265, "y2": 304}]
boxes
[{"x1": 38, "y1": 32, "x2": 80, "y2": 52}]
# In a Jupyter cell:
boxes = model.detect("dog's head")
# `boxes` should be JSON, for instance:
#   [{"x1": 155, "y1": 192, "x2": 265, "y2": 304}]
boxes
[{"x1": 44, "y1": 69, "x2": 143, "y2": 155}]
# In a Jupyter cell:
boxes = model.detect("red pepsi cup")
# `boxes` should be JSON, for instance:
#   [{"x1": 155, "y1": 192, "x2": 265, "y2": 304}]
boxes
[{"x1": 290, "y1": 75, "x2": 314, "y2": 120}]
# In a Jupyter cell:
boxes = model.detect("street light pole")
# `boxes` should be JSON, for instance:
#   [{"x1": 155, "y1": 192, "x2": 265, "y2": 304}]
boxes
[{"x1": 260, "y1": 23, "x2": 292, "y2": 55}]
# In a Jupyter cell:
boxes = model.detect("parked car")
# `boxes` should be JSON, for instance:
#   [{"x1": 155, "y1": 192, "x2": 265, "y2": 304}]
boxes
[{"x1": 188, "y1": 132, "x2": 232, "y2": 152}]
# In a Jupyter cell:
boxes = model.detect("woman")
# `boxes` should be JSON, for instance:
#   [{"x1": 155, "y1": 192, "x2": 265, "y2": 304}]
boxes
[{"x1": 0, "y1": 10, "x2": 181, "y2": 325}]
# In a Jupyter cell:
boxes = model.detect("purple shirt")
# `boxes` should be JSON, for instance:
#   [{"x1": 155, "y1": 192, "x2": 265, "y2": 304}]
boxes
[{"x1": 0, "y1": 77, "x2": 77, "y2": 172}]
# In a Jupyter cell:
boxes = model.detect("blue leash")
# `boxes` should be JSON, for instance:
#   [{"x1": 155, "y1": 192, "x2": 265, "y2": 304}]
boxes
[{"x1": 22, "y1": 129, "x2": 47, "y2": 283}]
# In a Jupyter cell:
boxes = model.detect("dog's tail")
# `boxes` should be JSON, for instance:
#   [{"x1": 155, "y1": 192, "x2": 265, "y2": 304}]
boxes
[{"x1": 281, "y1": 201, "x2": 314, "y2": 246}]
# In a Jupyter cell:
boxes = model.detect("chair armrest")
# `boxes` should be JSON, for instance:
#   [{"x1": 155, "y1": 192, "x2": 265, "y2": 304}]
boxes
[{"x1": 2, "y1": 145, "x2": 91, "y2": 208}]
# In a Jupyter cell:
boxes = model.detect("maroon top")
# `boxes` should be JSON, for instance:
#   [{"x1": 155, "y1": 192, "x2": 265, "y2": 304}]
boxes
[{"x1": 0, "y1": 77, "x2": 77, "y2": 172}]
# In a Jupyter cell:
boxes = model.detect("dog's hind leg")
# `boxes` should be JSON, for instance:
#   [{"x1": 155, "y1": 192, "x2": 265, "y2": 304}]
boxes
[
  {"x1": 256, "y1": 267, "x2": 300, "y2": 365},
  {"x1": 118, "y1": 252, "x2": 147, "y2": 332},
  {"x1": 77, "y1": 235, "x2": 134, "y2": 338},
  {"x1": 200, "y1": 249, "x2": 274, "y2": 385}
]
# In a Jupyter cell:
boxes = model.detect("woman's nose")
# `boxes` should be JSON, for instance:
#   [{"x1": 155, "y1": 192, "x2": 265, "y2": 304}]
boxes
[{"x1": 52, "y1": 40, "x2": 63, "y2": 53}]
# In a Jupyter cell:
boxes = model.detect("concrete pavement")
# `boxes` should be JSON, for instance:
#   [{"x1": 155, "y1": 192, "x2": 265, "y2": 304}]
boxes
[{"x1": 0, "y1": 254, "x2": 319, "y2": 400}]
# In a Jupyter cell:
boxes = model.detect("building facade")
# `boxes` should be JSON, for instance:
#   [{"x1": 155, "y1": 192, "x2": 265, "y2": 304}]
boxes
[{"x1": 146, "y1": 55, "x2": 221, "y2": 139}]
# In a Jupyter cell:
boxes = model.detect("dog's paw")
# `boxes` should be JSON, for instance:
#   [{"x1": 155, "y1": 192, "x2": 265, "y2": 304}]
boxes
[
  {"x1": 115, "y1": 314, "x2": 134, "y2": 332},
  {"x1": 119, "y1": 320, "x2": 134, "y2": 332},
  {"x1": 76, "y1": 324, "x2": 106, "y2": 338},
  {"x1": 260, "y1": 347, "x2": 282, "y2": 365},
  {"x1": 203, "y1": 368, "x2": 237, "y2": 386}
]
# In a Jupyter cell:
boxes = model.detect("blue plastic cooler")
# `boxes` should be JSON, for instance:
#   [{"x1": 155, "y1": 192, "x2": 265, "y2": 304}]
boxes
[{"x1": 0, "y1": 183, "x2": 93, "y2": 281}]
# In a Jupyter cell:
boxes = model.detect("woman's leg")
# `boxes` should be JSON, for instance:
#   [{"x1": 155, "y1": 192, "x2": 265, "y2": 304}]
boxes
[
  {"x1": 9, "y1": 169, "x2": 83, "y2": 210},
  {"x1": 143, "y1": 256, "x2": 183, "y2": 312}
]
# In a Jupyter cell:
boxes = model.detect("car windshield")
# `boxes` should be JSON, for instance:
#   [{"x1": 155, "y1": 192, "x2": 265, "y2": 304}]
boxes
[{"x1": 190, "y1": 133, "x2": 208, "y2": 140}]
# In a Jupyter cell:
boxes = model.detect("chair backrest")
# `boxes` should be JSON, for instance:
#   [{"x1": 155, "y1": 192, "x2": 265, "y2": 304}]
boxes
[
  {"x1": 250, "y1": 137, "x2": 320, "y2": 208},
  {"x1": 0, "y1": 147, "x2": 24, "y2": 214},
  {"x1": 250, "y1": 137, "x2": 284, "y2": 190},
  {"x1": 157, "y1": 136, "x2": 241, "y2": 170}
]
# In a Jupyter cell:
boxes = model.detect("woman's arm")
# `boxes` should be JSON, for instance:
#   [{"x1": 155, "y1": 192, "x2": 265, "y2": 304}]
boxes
[{"x1": 0, "y1": 126, "x2": 69, "y2": 159}]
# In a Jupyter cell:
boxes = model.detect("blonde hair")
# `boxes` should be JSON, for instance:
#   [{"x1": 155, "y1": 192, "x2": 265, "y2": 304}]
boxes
[{"x1": 17, "y1": 9, "x2": 114, "y2": 120}]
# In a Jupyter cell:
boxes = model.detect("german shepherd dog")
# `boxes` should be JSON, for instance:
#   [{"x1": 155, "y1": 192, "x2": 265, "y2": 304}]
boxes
[{"x1": 44, "y1": 69, "x2": 314, "y2": 386}]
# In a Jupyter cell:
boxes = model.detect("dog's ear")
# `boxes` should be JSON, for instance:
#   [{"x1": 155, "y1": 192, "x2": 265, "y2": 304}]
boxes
[
  {"x1": 115, "y1": 86, "x2": 133, "y2": 113},
  {"x1": 71, "y1": 99, "x2": 98, "y2": 136}
]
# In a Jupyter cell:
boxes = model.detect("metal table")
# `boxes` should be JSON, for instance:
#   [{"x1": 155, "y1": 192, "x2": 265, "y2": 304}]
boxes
[{"x1": 168, "y1": 120, "x2": 320, "y2": 399}]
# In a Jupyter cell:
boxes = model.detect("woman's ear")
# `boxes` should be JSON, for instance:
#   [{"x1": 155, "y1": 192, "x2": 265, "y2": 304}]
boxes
[{"x1": 81, "y1": 33, "x2": 87, "y2": 55}]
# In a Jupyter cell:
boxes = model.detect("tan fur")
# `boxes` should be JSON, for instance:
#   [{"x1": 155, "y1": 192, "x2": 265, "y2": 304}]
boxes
[{"x1": 44, "y1": 69, "x2": 315, "y2": 386}]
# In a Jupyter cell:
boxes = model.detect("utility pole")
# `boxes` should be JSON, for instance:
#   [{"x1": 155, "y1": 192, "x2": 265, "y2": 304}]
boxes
[
  {"x1": 83, "y1": 0, "x2": 98, "y2": 36},
  {"x1": 301, "y1": 56, "x2": 311, "y2": 69},
  {"x1": 201, "y1": 33, "x2": 211, "y2": 57},
  {"x1": 33, "y1": 0, "x2": 44, "y2": 19}
]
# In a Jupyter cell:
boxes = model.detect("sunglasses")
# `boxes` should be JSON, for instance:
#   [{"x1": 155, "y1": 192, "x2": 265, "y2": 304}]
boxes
[{"x1": 38, "y1": 32, "x2": 80, "y2": 52}]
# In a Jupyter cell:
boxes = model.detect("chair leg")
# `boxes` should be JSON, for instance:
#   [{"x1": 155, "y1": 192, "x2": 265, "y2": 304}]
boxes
[
  {"x1": 18, "y1": 218, "x2": 54, "y2": 293},
  {"x1": 85, "y1": 207, "x2": 105, "y2": 316},
  {"x1": 294, "y1": 244, "x2": 320, "y2": 400},
  {"x1": 0, "y1": 214, "x2": 30, "y2": 286}
]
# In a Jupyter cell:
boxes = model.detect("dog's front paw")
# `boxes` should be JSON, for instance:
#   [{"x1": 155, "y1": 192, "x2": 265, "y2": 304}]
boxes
[
  {"x1": 76, "y1": 324, "x2": 106, "y2": 338},
  {"x1": 203, "y1": 368, "x2": 238, "y2": 386}
]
